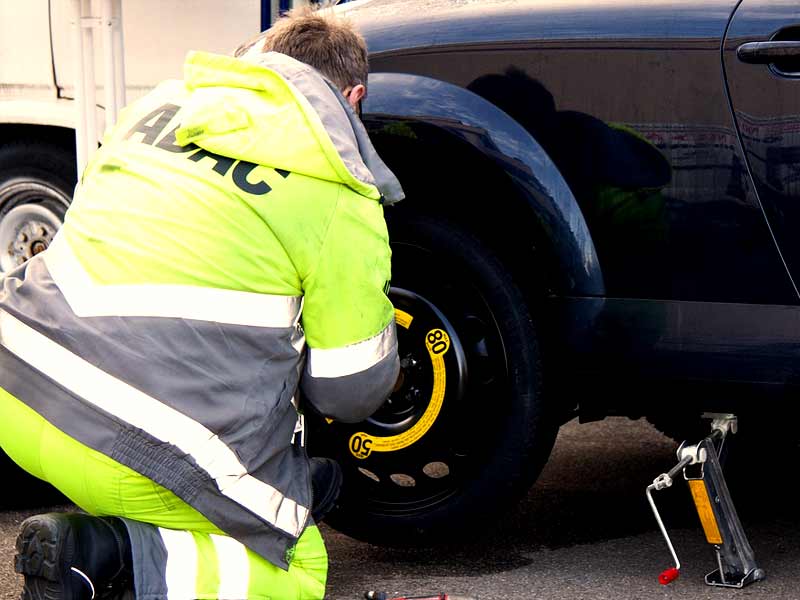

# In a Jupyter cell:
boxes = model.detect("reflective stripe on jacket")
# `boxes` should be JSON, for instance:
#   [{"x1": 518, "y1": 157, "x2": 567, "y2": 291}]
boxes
[{"x1": 0, "y1": 51, "x2": 403, "y2": 570}]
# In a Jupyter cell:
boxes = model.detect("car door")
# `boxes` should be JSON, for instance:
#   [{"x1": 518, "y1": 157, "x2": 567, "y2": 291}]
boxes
[{"x1": 724, "y1": 0, "x2": 800, "y2": 291}]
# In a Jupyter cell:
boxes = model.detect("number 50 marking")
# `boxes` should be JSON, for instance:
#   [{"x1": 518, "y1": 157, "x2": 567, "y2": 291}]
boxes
[{"x1": 349, "y1": 433, "x2": 374, "y2": 459}]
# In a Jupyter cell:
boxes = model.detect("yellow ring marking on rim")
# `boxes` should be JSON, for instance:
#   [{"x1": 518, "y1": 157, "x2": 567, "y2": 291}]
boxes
[
  {"x1": 348, "y1": 327, "x2": 450, "y2": 459},
  {"x1": 395, "y1": 308, "x2": 414, "y2": 330}
]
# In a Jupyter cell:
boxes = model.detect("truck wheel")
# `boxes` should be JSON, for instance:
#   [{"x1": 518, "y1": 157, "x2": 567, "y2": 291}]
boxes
[
  {"x1": 0, "y1": 141, "x2": 75, "y2": 275},
  {"x1": 307, "y1": 215, "x2": 558, "y2": 544},
  {"x1": 0, "y1": 140, "x2": 74, "y2": 506}
]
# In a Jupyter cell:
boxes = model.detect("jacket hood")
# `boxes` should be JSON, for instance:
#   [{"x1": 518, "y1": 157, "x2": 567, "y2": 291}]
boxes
[{"x1": 175, "y1": 50, "x2": 404, "y2": 204}]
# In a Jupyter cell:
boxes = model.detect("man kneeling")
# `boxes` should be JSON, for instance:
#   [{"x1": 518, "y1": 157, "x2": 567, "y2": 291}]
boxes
[{"x1": 0, "y1": 6, "x2": 402, "y2": 599}]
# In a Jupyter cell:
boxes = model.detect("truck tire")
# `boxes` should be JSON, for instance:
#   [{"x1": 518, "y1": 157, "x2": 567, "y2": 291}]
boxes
[
  {"x1": 307, "y1": 214, "x2": 558, "y2": 544},
  {"x1": 0, "y1": 140, "x2": 75, "y2": 275},
  {"x1": 0, "y1": 140, "x2": 74, "y2": 506}
]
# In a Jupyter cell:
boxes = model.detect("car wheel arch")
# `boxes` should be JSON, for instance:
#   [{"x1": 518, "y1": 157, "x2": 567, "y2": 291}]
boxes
[{"x1": 365, "y1": 71, "x2": 605, "y2": 299}]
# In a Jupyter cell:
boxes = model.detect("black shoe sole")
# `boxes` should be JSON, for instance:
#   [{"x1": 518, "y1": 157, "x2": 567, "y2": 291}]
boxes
[
  {"x1": 311, "y1": 460, "x2": 343, "y2": 524},
  {"x1": 15, "y1": 515, "x2": 80, "y2": 600}
]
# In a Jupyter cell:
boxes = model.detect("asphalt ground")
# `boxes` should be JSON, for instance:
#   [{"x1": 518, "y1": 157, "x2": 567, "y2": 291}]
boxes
[{"x1": 1, "y1": 417, "x2": 797, "y2": 600}]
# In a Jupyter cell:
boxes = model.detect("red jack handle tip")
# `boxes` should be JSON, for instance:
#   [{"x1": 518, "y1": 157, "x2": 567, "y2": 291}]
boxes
[{"x1": 659, "y1": 567, "x2": 680, "y2": 585}]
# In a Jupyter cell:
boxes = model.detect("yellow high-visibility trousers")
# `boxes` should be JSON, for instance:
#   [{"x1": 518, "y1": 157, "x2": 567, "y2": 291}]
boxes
[{"x1": 0, "y1": 388, "x2": 328, "y2": 600}]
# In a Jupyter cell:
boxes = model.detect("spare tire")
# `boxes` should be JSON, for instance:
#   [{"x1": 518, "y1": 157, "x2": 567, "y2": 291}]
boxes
[{"x1": 307, "y1": 214, "x2": 558, "y2": 545}]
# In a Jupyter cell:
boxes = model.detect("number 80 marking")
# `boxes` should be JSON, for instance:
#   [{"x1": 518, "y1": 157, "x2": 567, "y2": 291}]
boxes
[{"x1": 426, "y1": 328, "x2": 450, "y2": 356}]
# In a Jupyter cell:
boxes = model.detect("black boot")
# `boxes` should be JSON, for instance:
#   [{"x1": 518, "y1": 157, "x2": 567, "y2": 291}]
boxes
[
  {"x1": 309, "y1": 457, "x2": 342, "y2": 523},
  {"x1": 15, "y1": 512, "x2": 132, "y2": 600}
]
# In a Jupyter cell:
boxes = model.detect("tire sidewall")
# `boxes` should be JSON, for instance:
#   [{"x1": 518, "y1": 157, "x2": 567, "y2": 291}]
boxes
[
  {"x1": 0, "y1": 142, "x2": 75, "y2": 271},
  {"x1": 327, "y1": 214, "x2": 557, "y2": 541},
  {"x1": 0, "y1": 141, "x2": 76, "y2": 199}
]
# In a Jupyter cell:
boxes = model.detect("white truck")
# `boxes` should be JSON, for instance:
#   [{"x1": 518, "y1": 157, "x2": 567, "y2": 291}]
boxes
[{"x1": 0, "y1": 1, "x2": 280, "y2": 275}]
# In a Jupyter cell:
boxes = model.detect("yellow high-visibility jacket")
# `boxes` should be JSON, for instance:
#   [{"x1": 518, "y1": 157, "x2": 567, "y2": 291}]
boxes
[{"x1": 0, "y1": 50, "x2": 403, "y2": 569}]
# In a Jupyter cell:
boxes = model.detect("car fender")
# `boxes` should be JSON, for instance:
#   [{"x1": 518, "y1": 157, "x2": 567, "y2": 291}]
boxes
[{"x1": 365, "y1": 72, "x2": 604, "y2": 297}]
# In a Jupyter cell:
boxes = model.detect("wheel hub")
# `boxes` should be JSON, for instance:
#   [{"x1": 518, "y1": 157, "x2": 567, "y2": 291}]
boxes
[
  {"x1": 0, "y1": 180, "x2": 69, "y2": 273},
  {"x1": 0, "y1": 206, "x2": 61, "y2": 272},
  {"x1": 15, "y1": 219, "x2": 55, "y2": 255},
  {"x1": 370, "y1": 352, "x2": 426, "y2": 427}
]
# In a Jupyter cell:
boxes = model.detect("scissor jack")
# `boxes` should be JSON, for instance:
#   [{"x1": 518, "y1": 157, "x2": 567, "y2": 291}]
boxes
[{"x1": 646, "y1": 413, "x2": 766, "y2": 588}]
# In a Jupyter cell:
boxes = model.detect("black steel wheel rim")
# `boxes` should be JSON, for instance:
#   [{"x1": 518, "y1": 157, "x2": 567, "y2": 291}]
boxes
[{"x1": 310, "y1": 240, "x2": 512, "y2": 518}]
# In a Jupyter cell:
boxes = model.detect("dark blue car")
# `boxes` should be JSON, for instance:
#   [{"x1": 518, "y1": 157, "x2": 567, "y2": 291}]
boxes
[{"x1": 304, "y1": 0, "x2": 800, "y2": 545}]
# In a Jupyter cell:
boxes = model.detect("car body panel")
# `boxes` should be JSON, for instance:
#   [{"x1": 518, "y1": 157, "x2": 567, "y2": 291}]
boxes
[
  {"x1": 724, "y1": 0, "x2": 800, "y2": 294},
  {"x1": 354, "y1": 0, "x2": 797, "y2": 305},
  {"x1": 364, "y1": 72, "x2": 605, "y2": 296},
  {"x1": 554, "y1": 296, "x2": 800, "y2": 408},
  {"x1": 341, "y1": 0, "x2": 741, "y2": 53},
  {"x1": 347, "y1": 0, "x2": 800, "y2": 406}
]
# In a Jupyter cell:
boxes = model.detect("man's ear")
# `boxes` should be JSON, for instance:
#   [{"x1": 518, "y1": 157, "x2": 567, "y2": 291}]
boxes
[{"x1": 345, "y1": 84, "x2": 366, "y2": 110}]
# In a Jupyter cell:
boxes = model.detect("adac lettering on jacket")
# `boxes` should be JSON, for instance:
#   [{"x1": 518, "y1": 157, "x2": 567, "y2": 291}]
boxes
[{"x1": 123, "y1": 103, "x2": 286, "y2": 196}]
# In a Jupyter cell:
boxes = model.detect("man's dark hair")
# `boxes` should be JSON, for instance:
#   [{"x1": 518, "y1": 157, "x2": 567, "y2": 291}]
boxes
[{"x1": 234, "y1": 6, "x2": 369, "y2": 91}]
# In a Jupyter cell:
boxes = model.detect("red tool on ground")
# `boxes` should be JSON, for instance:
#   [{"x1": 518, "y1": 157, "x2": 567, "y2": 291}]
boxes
[{"x1": 364, "y1": 592, "x2": 475, "y2": 600}]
